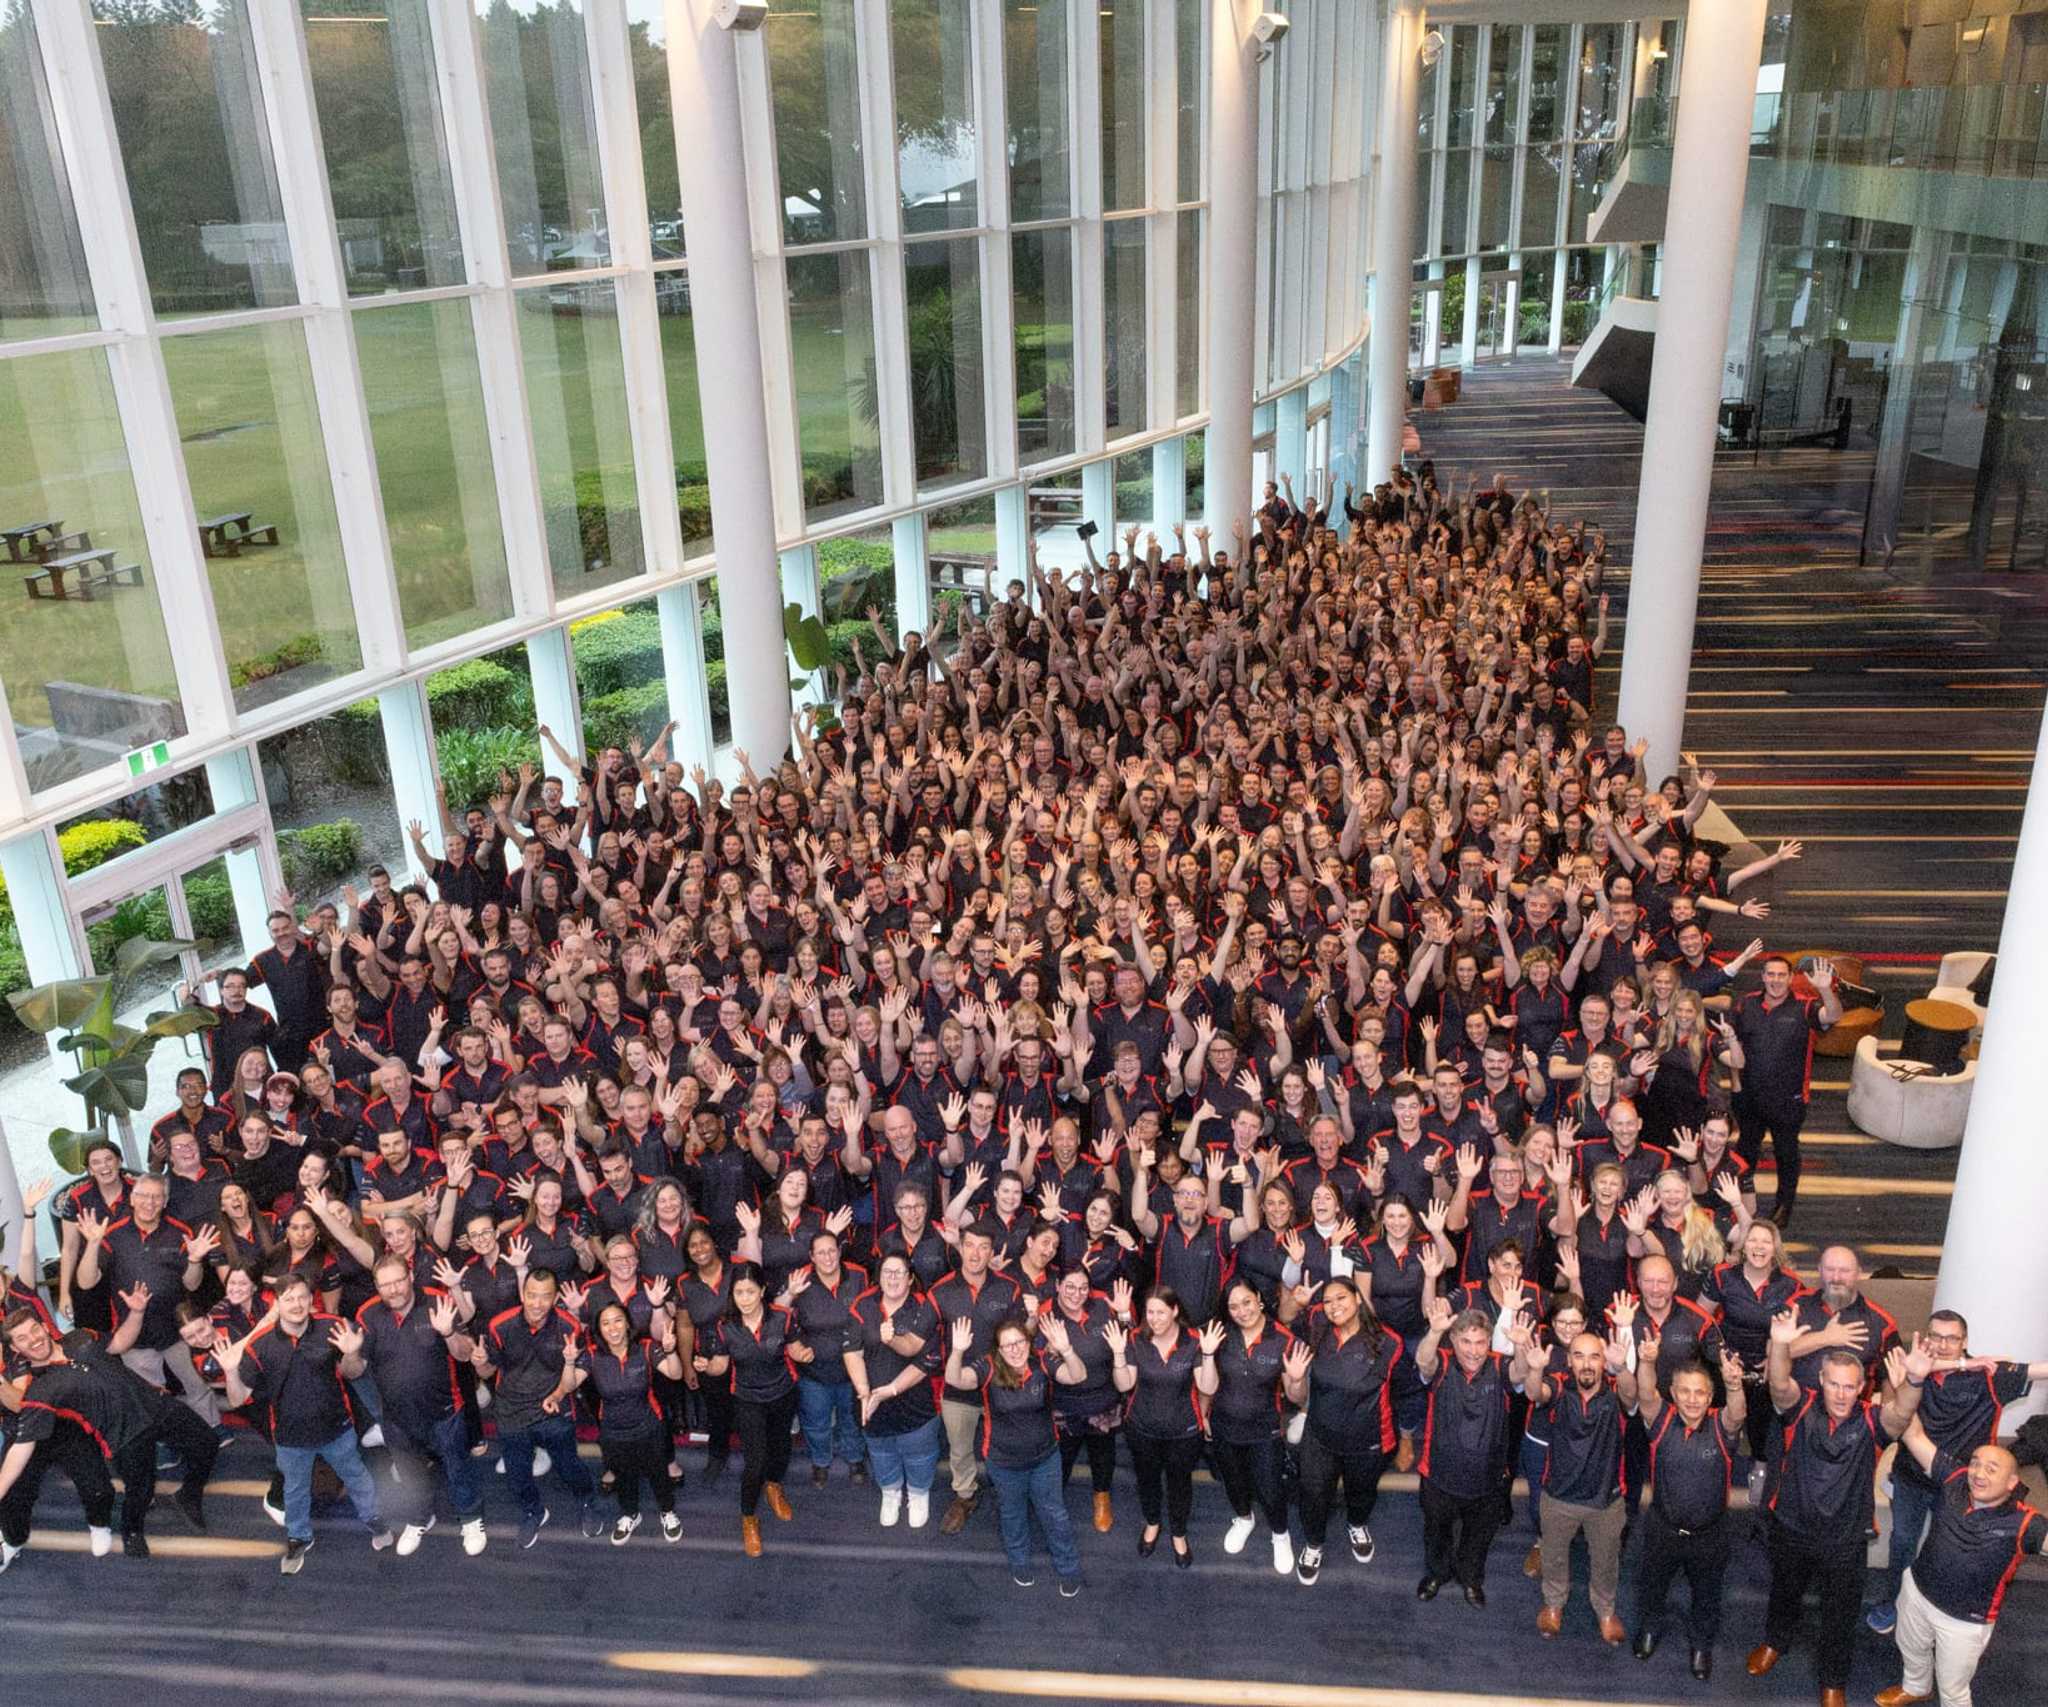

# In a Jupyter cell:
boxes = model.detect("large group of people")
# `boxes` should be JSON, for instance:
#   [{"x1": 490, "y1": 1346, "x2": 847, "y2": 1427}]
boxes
[{"x1": 2, "y1": 464, "x2": 2041, "y2": 1705}]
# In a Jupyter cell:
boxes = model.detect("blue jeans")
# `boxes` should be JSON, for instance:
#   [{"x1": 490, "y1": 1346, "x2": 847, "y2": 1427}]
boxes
[
  {"x1": 1877, "y1": 1472, "x2": 1938, "y2": 1603},
  {"x1": 797, "y1": 1374, "x2": 866, "y2": 1469},
  {"x1": 865, "y1": 1416, "x2": 942, "y2": 1493},
  {"x1": 389, "y1": 1410, "x2": 482, "y2": 1526},
  {"x1": 276, "y1": 1428, "x2": 380, "y2": 1544},
  {"x1": 498, "y1": 1412, "x2": 596, "y2": 1521},
  {"x1": 987, "y1": 1450, "x2": 1082, "y2": 1583}
]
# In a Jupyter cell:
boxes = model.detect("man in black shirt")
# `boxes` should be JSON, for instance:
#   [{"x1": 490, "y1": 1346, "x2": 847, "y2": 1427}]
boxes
[
  {"x1": 1748, "y1": 1307, "x2": 1930, "y2": 1706},
  {"x1": 246, "y1": 909, "x2": 327, "y2": 1073},
  {"x1": 1524, "y1": 1316, "x2": 1637, "y2": 1646},
  {"x1": 1727, "y1": 956, "x2": 1841, "y2": 1227}
]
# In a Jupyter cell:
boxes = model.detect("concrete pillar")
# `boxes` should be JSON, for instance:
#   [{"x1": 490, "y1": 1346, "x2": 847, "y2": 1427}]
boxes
[
  {"x1": 526, "y1": 625, "x2": 583, "y2": 782},
  {"x1": 1205, "y1": 0, "x2": 1258, "y2": 533},
  {"x1": 669, "y1": 0, "x2": 791, "y2": 763},
  {"x1": 1613, "y1": 0, "x2": 1768, "y2": 781},
  {"x1": 1368, "y1": 3, "x2": 1423, "y2": 485},
  {"x1": 1935, "y1": 701, "x2": 2048, "y2": 1424}
]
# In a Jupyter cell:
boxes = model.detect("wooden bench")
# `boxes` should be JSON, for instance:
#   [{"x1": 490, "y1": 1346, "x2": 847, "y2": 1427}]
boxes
[
  {"x1": 26, "y1": 547, "x2": 117, "y2": 602},
  {"x1": 2, "y1": 519, "x2": 62, "y2": 563},
  {"x1": 199, "y1": 512, "x2": 280, "y2": 557},
  {"x1": 79, "y1": 560, "x2": 144, "y2": 596},
  {"x1": 38, "y1": 529, "x2": 92, "y2": 559}
]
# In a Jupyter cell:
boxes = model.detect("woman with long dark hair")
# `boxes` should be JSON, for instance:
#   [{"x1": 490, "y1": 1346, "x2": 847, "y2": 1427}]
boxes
[
  {"x1": 1208, "y1": 1277, "x2": 1296, "y2": 1576},
  {"x1": 572, "y1": 1301, "x2": 685, "y2": 1545},
  {"x1": 1110, "y1": 1285, "x2": 1220, "y2": 1568},
  {"x1": 695, "y1": 1260, "x2": 805, "y2": 1556},
  {"x1": 1045, "y1": 1269, "x2": 1132, "y2": 1532},
  {"x1": 1278, "y1": 1273, "x2": 1399, "y2": 1588},
  {"x1": 678, "y1": 1223, "x2": 736, "y2": 1482}
]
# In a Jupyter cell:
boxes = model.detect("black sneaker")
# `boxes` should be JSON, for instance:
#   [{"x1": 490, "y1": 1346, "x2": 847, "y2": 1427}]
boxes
[
  {"x1": 280, "y1": 1537, "x2": 313, "y2": 1575},
  {"x1": 1012, "y1": 1568, "x2": 1036, "y2": 1588},
  {"x1": 849, "y1": 1461, "x2": 870, "y2": 1486},
  {"x1": 1296, "y1": 1545, "x2": 1322, "y2": 1586},
  {"x1": 1348, "y1": 1524, "x2": 1374, "y2": 1564},
  {"x1": 1058, "y1": 1578, "x2": 1081, "y2": 1598},
  {"x1": 577, "y1": 1499, "x2": 604, "y2": 1540},
  {"x1": 811, "y1": 1465, "x2": 830, "y2": 1490},
  {"x1": 122, "y1": 1531, "x2": 149, "y2": 1559}
]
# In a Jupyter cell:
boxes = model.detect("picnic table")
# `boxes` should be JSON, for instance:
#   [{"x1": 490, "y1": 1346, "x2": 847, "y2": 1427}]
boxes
[
  {"x1": 2, "y1": 520, "x2": 63, "y2": 563},
  {"x1": 26, "y1": 547, "x2": 117, "y2": 602},
  {"x1": 199, "y1": 512, "x2": 280, "y2": 557}
]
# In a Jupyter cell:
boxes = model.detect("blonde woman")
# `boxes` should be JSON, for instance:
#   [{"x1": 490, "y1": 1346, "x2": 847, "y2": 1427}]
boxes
[
  {"x1": 1632, "y1": 1168, "x2": 1744, "y2": 1302},
  {"x1": 1631, "y1": 988, "x2": 1742, "y2": 1148}
]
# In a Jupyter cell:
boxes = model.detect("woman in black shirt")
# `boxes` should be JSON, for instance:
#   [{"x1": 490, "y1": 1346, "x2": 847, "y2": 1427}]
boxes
[
  {"x1": 696, "y1": 1261, "x2": 808, "y2": 1555},
  {"x1": 573, "y1": 1302, "x2": 684, "y2": 1544},
  {"x1": 944, "y1": 1311, "x2": 1087, "y2": 1594},
  {"x1": 1279, "y1": 1274, "x2": 1400, "y2": 1588},
  {"x1": 1045, "y1": 1269, "x2": 1132, "y2": 1532},
  {"x1": 1111, "y1": 1286, "x2": 1221, "y2": 1567},
  {"x1": 1209, "y1": 1278, "x2": 1296, "y2": 1576},
  {"x1": 677, "y1": 1224, "x2": 734, "y2": 1481},
  {"x1": 844, "y1": 1253, "x2": 941, "y2": 1528}
]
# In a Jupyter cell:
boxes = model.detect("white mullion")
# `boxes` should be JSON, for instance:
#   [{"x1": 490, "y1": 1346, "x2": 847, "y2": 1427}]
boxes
[
  {"x1": 734, "y1": 31, "x2": 804, "y2": 540},
  {"x1": 584, "y1": 0, "x2": 685, "y2": 578},
  {"x1": 247, "y1": 0, "x2": 407, "y2": 678},
  {"x1": 33, "y1": 0, "x2": 236, "y2": 745},
  {"x1": 1145, "y1": 0, "x2": 1177, "y2": 434},
  {"x1": 1561, "y1": 21, "x2": 1584, "y2": 253},
  {"x1": 1072, "y1": 0, "x2": 1106, "y2": 456},
  {"x1": 431, "y1": 0, "x2": 554, "y2": 621},
  {"x1": 0, "y1": 687, "x2": 30, "y2": 830},
  {"x1": 859, "y1": 0, "x2": 914, "y2": 513},
  {"x1": 974, "y1": 0, "x2": 1017, "y2": 484}
]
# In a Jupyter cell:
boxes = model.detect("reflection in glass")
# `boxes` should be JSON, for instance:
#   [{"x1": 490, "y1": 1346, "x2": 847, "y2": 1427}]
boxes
[
  {"x1": 475, "y1": 0, "x2": 609, "y2": 276},
  {"x1": 1104, "y1": 219, "x2": 1147, "y2": 437},
  {"x1": 1567, "y1": 141, "x2": 1616, "y2": 244},
  {"x1": 1476, "y1": 147, "x2": 1512, "y2": 251},
  {"x1": 894, "y1": 0, "x2": 977, "y2": 235},
  {"x1": 1439, "y1": 148, "x2": 1470, "y2": 256},
  {"x1": 0, "y1": 351, "x2": 185, "y2": 792},
  {"x1": 1003, "y1": 0, "x2": 1069, "y2": 223},
  {"x1": 786, "y1": 251, "x2": 882, "y2": 523},
  {"x1": 1576, "y1": 23, "x2": 1626, "y2": 141},
  {"x1": 1177, "y1": 209, "x2": 1201, "y2": 418},
  {"x1": 1100, "y1": 0, "x2": 1146, "y2": 212},
  {"x1": 904, "y1": 240, "x2": 986, "y2": 488},
  {"x1": 94, "y1": 0, "x2": 296, "y2": 317},
  {"x1": 0, "y1": 7, "x2": 96, "y2": 339},
  {"x1": 768, "y1": 0, "x2": 866, "y2": 246},
  {"x1": 656, "y1": 277, "x2": 712, "y2": 557},
  {"x1": 1520, "y1": 145, "x2": 1562, "y2": 248},
  {"x1": 1176, "y1": 0, "x2": 1203, "y2": 202},
  {"x1": 514, "y1": 282, "x2": 644, "y2": 594},
  {"x1": 1483, "y1": 24, "x2": 1516, "y2": 145},
  {"x1": 303, "y1": 0, "x2": 465, "y2": 296},
  {"x1": 1013, "y1": 227, "x2": 1075, "y2": 462},
  {"x1": 626, "y1": 0, "x2": 683, "y2": 256},
  {"x1": 165, "y1": 322, "x2": 361, "y2": 708},
  {"x1": 1444, "y1": 25, "x2": 1478, "y2": 149},
  {"x1": 1527, "y1": 26, "x2": 1563, "y2": 141},
  {"x1": 354, "y1": 300, "x2": 511, "y2": 650}
]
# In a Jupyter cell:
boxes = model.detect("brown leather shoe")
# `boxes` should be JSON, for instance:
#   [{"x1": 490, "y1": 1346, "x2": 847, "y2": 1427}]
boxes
[
  {"x1": 1092, "y1": 1492, "x2": 1114, "y2": 1533},
  {"x1": 1395, "y1": 1434, "x2": 1417, "y2": 1473},
  {"x1": 1745, "y1": 1645, "x2": 1783, "y2": 1678},
  {"x1": 1873, "y1": 1691, "x2": 1932, "y2": 1707},
  {"x1": 763, "y1": 1482, "x2": 793, "y2": 1522},
  {"x1": 1819, "y1": 1690, "x2": 1846, "y2": 1707},
  {"x1": 1537, "y1": 1606, "x2": 1563, "y2": 1638},
  {"x1": 1599, "y1": 1615, "x2": 1627, "y2": 1647},
  {"x1": 1523, "y1": 1542, "x2": 1543, "y2": 1579},
  {"x1": 940, "y1": 1494, "x2": 976, "y2": 1535},
  {"x1": 741, "y1": 1516, "x2": 762, "y2": 1558}
]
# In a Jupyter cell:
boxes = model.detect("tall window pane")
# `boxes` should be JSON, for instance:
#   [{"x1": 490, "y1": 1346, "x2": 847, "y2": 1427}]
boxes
[
  {"x1": 1004, "y1": 0, "x2": 1069, "y2": 223},
  {"x1": 303, "y1": 0, "x2": 465, "y2": 296},
  {"x1": 787, "y1": 251, "x2": 882, "y2": 523},
  {"x1": 1012, "y1": 227, "x2": 1074, "y2": 461},
  {"x1": 1483, "y1": 24, "x2": 1517, "y2": 145},
  {"x1": 355, "y1": 300, "x2": 512, "y2": 649},
  {"x1": 515, "y1": 281, "x2": 644, "y2": 594},
  {"x1": 0, "y1": 351, "x2": 184, "y2": 792},
  {"x1": 1520, "y1": 144, "x2": 1561, "y2": 248},
  {"x1": 768, "y1": 0, "x2": 866, "y2": 245},
  {"x1": 657, "y1": 277, "x2": 712, "y2": 557},
  {"x1": 95, "y1": 0, "x2": 296, "y2": 317},
  {"x1": 894, "y1": 0, "x2": 976, "y2": 235},
  {"x1": 1444, "y1": 25, "x2": 1478, "y2": 149},
  {"x1": 1100, "y1": 0, "x2": 1146, "y2": 212},
  {"x1": 165, "y1": 323, "x2": 361, "y2": 707},
  {"x1": 1440, "y1": 149, "x2": 1470, "y2": 256},
  {"x1": 626, "y1": 0, "x2": 683, "y2": 255},
  {"x1": 1103, "y1": 219, "x2": 1146, "y2": 436},
  {"x1": 1576, "y1": 23, "x2": 1627, "y2": 141},
  {"x1": 476, "y1": 0, "x2": 609, "y2": 276},
  {"x1": 0, "y1": 7, "x2": 95, "y2": 339},
  {"x1": 1176, "y1": 209, "x2": 1201, "y2": 418},
  {"x1": 905, "y1": 239, "x2": 986, "y2": 488},
  {"x1": 1528, "y1": 25, "x2": 1564, "y2": 141},
  {"x1": 1175, "y1": 0, "x2": 1203, "y2": 202}
]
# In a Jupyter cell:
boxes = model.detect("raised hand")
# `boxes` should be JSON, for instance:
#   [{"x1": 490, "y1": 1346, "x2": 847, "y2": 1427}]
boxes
[
  {"x1": 1196, "y1": 1320, "x2": 1227, "y2": 1357},
  {"x1": 328, "y1": 1318, "x2": 365, "y2": 1359},
  {"x1": 1768, "y1": 1304, "x2": 1802, "y2": 1346}
]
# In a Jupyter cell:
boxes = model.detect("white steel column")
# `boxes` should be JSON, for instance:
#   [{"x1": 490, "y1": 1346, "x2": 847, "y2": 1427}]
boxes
[
  {"x1": 378, "y1": 681, "x2": 445, "y2": 858},
  {"x1": 781, "y1": 546, "x2": 826, "y2": 716},
  {"x1": 1459, "y1": 255, "x2": 1482, "y2": 369},
  {"x1": 668, "y1": 1, "x2": 791, "y2": 763},
  {"x1": 527, "y1": 627, "x2": 585, "y2": 778},
  {"x1": 1367, "y1": 3, "x2": 1422, "y2": 487},
  {"x1": 1153, "y1": 437, "x2": 1188, "y2": 529},
  {"x1": 1082, "y1": 461, "x2": 1116, "y2": 547},
  {"x1": 995, "y1": 485, "x2": 1031, "y2": 594},
  {"x1": 1204, "y1": 0, "x2": 1257, "y2": 533},
  {"x1": 656, "y1": 583, "x2": 715, "y2": 775},
  {"x1": 203, "y1": 749, "x2": 275, "y2": 958},
  {"x1": 1274, "y1": 388, "x2": 1307, "y2": 493},
  {"x1": 893, "y1": 513, "x2": 934, "y2": 644},
  {"x1": 1936, "y1": 703, "x2": 2048, "y2": 1424},
  {"x1": 1613, "y1": 0, "x2": 1767, "y2": 781}
]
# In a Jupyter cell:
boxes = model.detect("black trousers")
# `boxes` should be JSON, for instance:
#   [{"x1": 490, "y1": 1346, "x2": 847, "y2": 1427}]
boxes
[
  {"x1": 1296, "y1": 1431, "x2": 1385, "y2": 1546},
  {"x1": 1636, "y1": 1505, "x2": 1731, "y2": 1645},
  {"x1": 1763, "y1": 1521, "x2": 1866, "y2": 1691},
  {"x1": 602, "y1": 1433, "x2": 679, "y2": 1520},
  {"x1": 1421, "y1": 1478, "x2": 1505, "y2": 1587},
  {"x1": 1058, "y1": 1428, "x2": 1118, "y2": 1494},
  {"x1": 114, "y1": 1402, "x2": 220, "y2": 1537},
  {"x1": 733, "y1": 1388, "x2": 799, "y2": 1517},
  {"x1": 696, "y1": 1375, "x2": 734, "y2": 1465},
  {"x1": 1211, "y1": 1435, "x2": 1289, "y2": 1531},
  {"x1": 1735, "y1": 1096, "x2": 1808, "y2": 1217},
  {"x1": 0, "y1": 1424, "x2": 115, "y2": 1545},
  {"x1": 1127, "y1": 1431, "x2": 1201, "y2": 1536}
]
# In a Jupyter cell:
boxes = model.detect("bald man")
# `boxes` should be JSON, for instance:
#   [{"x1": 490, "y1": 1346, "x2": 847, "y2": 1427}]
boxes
[{"x1": 1876, "y1": 1415, "x2": 2047, "y2": 1707}]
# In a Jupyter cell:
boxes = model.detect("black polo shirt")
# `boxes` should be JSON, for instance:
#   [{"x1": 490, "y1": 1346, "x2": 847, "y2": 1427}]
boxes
[
  {"x1": 579, "y1": 1342, "x2": 666, "y2": 1443},
  {"x1": 14, "y1": 1330, "x2": 179, "y2": 1457},
  {"x1": 1373, "y1": 1128, "x2": 1452, "y2": 1207},
  {"x1": 1728, "y1": 990, "x2": 1824, "y2": 1107},
  {"x1": 887, "y1": 1065, "x2": 963, "y2": 1150},
  {"x1": 1790, "y1": 1291, "x2": 1899, "y2": 1393},
  {"x1": 1209, "y1": 1320, "x2": 1293, "y2": 1445},
  {"x1": 1125, "y1": 1329, "x2": 1204, "y2": 1440},
  {"x1": 1457, "y1": 1187, "x2": 1549, "y2": 1283},
  {"x1": 1768, "y1": 1391, "x2": 1893, "y2": 1546},
  {"x1": 1567, "y1": 1209, "x2": 1633, "y2": 1317},
  {"x1": 1896, "y1": 1361, "x2": 2036, "y2": 1492},
  {"x1": 355, "y1": 1292, "x2": 462, "y2": 1434},
  {"x1": 204, "y1": 1001, "x2": 279, "y2": 1093},
  {"x1": 1300, "y1": 1313, "x2": 1400, "y2": 1452},
  {"x1": 239, "y1": 1315, "x2": 358, "y2": 1447},
  {"x1": 847, "y1": 1290, "x2": 940, "y2": 1434},
  {"x1": 1539, "y1": 1379, "x2": 1627, "y2": 1506},
  {"x1": 1090, "y1": 999, "x2": 1171, "y2": 1078},
  {"x1": 1647, "y1": 1406, "x2": 1742, "y2": 1530},
  {"x1": 1705, "y1": 1261, "x2": 1804, "y2": 1368},
  {"x1": 101, "y1": 1214, "x2": 196, "y2": 1351},
  {"x1": 1909, "y1": 1446, "x2": 2048, "y2": 1623},
  {"x1": 707, "y1": 1306, "x2": 798, "y2": 1403},
  {"x1": 162, "y1": 1163, "x2": 229, "y2": 1229},
  {"x1": 928, "y1": 1268, "x2": 1024, "y2": 1365},
  {"x1": 485, "y1": 1304, "x2": 582, "y2": 1432},
  {"x1": 248, "y1": 940, "x2": 326, "y2": 1041},
  {"x1": 1419, "y1": 1350, "x2": 1513, "y2": 1498},
  {"x1": 1151, "y1": 1214, "x2": 1232, "y2": 1324},
  {"x1": 976, "y1": 1354, "x2": 1058, "y2": 1469},
  {"x1": 789, "y1": 1263, "x2": 868, "y2": 1364}
]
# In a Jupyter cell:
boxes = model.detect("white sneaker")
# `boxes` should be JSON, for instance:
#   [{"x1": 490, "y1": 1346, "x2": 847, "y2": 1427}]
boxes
[
  {"x1": 460, "y1": 1518, "x2": 487, "y2": 1557},
  {"x1": 610, "y1": 1514, "x2": 641, "y2": 1546},
  {"x1": 2, "y1": 1538, "x2": 24, "y2": 1572},
  {"x1": 89, "y1": 1526, "x2": 114, "y2": 1558},
  {"x1": 879, "y1": 1487, "x2": 903, "y2": 1528},
  {"x1": 359, "y1": 1425, "x2": 385, "y2": 1450},
  {"x1": 532, "y1": 1447, "x2": 552, "y2": 1479},
  {"x1": 1271, "y1": 1530, "x2": 1296, "y2": 1576},
  {"x1": 659, "y1": 1511, "x2": 683, "y2": 1543},
  {"x1": 906, "y1": 1488, "x2": 930, "y2": 1529},
  {"x1": 1223, "y1": 1514, "x2": 1256, "y2": 1555},
  {"x1": 395, "y1": 1515, "x2": 435, "y2": 1557}
]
